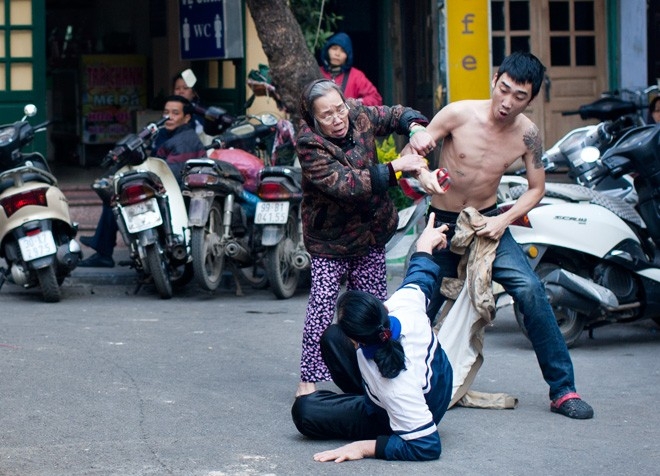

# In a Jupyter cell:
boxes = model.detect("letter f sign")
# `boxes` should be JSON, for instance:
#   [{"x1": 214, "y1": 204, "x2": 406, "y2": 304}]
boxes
[{"x1": 462, "y1": 14, "x2": 475, "y2": 34}]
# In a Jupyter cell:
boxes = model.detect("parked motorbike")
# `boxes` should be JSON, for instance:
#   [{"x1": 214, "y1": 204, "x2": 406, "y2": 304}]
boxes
[
  {"x1": 255, "y1": 162, "x2": 308, "y2": 299},
  {"x1": 0, "y1": 104, "x2": 81, "y2": 302},
  {"x1": 99, "y1": 117, "x2": 192, "y2": 299},
  {"x1": 182, "y1": 111, "x2": 278, "y2": 294},
  {"x1": 501, "y1": 123, "x2": 660, "y2": 346}
]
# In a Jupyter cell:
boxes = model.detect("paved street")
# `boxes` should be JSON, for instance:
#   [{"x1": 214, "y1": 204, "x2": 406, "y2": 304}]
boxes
[{"x1": 0, "y1": 264, "x2": 659, "y2": 475}]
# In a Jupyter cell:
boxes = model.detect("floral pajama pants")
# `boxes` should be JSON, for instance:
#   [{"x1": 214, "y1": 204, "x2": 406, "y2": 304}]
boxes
[{"x1": 299, "y1": 246, "x2": 388, "y2": 383}]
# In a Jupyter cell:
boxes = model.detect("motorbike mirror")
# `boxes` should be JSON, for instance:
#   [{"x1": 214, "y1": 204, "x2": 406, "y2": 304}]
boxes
[
  {"x1": 580, "y1": 146, "x2": 601, "y2": 163},
  {"x1": 23, "y1": 104, "x2": 37, "y2": 117},
  {"x1": 259, "y1": 113, "x2": 278, "y2": 126},
  {"x1": 181, "y1": 69, "x2": 197, "y2": 88}
]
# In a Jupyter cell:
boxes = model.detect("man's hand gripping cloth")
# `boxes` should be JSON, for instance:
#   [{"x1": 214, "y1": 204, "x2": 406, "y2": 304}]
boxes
[{"x1": 433, "y1": 207, "x2": 518, "y2": 409}]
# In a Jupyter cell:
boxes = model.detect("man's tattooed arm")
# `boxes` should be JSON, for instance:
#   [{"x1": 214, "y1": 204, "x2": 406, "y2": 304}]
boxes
[{"x1": 523, "y1": 125, "x2": 543, "y2": 169}]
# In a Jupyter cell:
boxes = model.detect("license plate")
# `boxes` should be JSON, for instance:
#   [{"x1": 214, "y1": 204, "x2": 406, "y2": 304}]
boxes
[
  {"x1": 255, "y1": 201, "x2": 289, "y2": 224},
  {"x1": 121, "y1": 198, "x2": 163, "y2": 233},
  {"x1": 18, "y1": 230, "x2": 57, "y2": 261}
]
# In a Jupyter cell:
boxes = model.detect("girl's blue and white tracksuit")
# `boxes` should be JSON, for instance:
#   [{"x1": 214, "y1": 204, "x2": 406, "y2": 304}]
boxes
[{"x1": 291, "y1": 252, "x2": 453, "y2": 461}]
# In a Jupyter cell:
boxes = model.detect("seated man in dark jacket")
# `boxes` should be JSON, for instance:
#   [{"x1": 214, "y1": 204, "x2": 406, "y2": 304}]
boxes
[{"x1": 79, "y1": 95, "x2": 206, "y2": 267}]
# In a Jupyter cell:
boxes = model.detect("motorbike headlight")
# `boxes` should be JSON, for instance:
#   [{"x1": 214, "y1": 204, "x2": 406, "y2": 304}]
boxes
[{"x1": 0, "y1": 126, "x2": 17, "y2": 146}]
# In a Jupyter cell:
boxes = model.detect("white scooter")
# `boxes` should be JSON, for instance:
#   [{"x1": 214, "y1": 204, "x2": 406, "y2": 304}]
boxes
[
  {"x1": 501, "y1": 124, "x2": 660, "y2": 346},
  {"x1": 0, "y1": 104, "x2": 81, "y2": 302},
  {"x1": 98, "y1": 117, "x2": 192, "y2": 299}
]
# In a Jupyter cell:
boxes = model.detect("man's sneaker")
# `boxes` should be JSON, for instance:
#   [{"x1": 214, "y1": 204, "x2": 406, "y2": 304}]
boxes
[
  {"x1": 551, "y1": 392, "x2": 594, "y2": 419},
  {"x1": 78, "y1": 253, "x2": 114, "y2": 268}
]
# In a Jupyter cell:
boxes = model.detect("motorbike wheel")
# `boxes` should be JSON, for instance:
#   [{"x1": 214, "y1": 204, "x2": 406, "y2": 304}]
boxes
[
  {"x1": 264, "y1": 212, "x2": 301, "y2": 299},
  {"x1": 146, "y1": 243, "x2": 173, "y2": 299},
  {"x1": 191, "y1": 200, "x2": 225, "y2": 291},
  {"x1": 513, "y1": 262, "x2": 585, "y2": 348},
  {"x1": 37, "y1": 266, "x2": 61, "y2": 303}
]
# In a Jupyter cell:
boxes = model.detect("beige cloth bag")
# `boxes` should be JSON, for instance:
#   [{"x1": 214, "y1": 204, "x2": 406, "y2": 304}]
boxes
[{"x1": 434, "y1": 207, "x2": 517, "y2": 410}]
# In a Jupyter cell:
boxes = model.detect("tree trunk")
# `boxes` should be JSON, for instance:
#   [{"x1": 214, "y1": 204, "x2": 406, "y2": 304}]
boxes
[{"x1": 245, "y1": 0, "x2": 321, "y2": 125}]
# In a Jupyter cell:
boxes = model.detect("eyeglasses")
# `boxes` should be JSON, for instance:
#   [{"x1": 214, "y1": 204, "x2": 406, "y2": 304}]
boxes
[{"x1": 315, "y1": 103, "x2": 350, "y2": 125}]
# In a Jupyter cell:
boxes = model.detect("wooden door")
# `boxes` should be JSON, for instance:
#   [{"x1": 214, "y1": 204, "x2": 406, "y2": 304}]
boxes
[{"x1": 491, "y1": 0, "x2": 608, "y2": 148}]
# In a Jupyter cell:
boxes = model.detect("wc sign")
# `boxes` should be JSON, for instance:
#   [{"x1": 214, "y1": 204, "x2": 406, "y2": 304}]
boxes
[{"x1": 179, "y1": 0, "x2": 244, "y2": 60}]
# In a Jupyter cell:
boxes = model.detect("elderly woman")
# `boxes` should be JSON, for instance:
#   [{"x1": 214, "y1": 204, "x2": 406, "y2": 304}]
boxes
[{"x1": 295, "y1": 79, "x2": 436, "y2": 397}]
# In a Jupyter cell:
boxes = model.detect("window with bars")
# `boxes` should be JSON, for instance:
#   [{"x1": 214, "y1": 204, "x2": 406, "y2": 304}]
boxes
[
  {"x1": 0, "y1": 0, "x2": 34, "y2": 92},
  {"x1": 491, "y1": 0, "x2": 531, "y2": 68},
  {"x1": 549, "y1": 0, "x2": 596, "y2": 67}
]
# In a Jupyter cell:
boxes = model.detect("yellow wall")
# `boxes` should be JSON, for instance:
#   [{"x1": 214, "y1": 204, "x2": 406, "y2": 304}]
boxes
[{"x1": 244, "y1": 6, "x2": 282, "y2": 117}]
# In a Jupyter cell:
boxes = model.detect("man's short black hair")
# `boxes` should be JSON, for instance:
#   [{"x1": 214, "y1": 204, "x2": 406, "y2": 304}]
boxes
[
  {"x1": 495, "y1": 51, "x2": 546, "y2": 101},
  {"x1": 164, "y1": 94, "x2": 194, "y2": 116}
]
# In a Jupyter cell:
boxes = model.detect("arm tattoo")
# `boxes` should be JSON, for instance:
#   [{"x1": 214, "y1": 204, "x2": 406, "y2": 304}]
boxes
[{"x1": 523, "y1": 126, "x2": 543, "y2": 169}]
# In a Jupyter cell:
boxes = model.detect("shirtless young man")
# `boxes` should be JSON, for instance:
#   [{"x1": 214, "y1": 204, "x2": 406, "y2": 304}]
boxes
[{"x1": 407, "y1": 52, "x2": 594, "y2": 419}]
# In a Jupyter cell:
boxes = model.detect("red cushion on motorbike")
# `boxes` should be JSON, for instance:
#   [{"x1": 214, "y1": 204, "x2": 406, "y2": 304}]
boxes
[{"x1": 208, "y1": 148, "x2": 264, "y2": 193}]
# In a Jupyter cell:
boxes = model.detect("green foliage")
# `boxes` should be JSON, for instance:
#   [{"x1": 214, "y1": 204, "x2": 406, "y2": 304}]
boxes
[
  {"x1": 376, "y1": 135, "x2": 413, "y2": 211},
  {"x1": 289, "y1": 0, "x2": 343, "y2": 54}
]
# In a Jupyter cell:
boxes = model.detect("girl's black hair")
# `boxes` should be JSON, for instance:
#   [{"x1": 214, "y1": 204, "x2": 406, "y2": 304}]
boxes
[
  {"x1": 336, "y1": 290, "x2": 406, "y2": 379},
  {"x1": 495, "y1": 51, "x2": 546, "y2": 100}
]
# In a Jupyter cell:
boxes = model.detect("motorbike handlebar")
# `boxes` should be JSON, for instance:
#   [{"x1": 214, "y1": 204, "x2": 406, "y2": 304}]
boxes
[
  {"x1": 102, "y1": 116, "x2": 168, "y2": 168},
  {"x1": 32, "y1": 120, "x2": 52, "y2": 132},
  {"x1": 191, "y1": 102, "x2": 235, "y2": 136}
]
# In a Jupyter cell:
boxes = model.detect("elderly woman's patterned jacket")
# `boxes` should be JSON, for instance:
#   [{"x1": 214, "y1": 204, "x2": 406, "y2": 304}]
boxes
[{"x1": 296, "y1": 101, "x2": 428, "y2": 259}]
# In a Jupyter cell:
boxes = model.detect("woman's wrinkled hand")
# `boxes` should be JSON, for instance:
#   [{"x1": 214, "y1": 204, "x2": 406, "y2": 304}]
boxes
[{"x1": 391, "y1": 154, "x2": 429, "y2": 176}]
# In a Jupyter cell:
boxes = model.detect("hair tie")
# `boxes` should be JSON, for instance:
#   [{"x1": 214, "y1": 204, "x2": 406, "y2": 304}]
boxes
[{"x1": 379, "y1": 326, "x2": 392, "y2": 342}]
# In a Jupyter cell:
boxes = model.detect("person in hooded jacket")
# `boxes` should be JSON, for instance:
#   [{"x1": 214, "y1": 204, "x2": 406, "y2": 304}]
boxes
[{"x1": 319, "y1": 32, "x2": 383, "y2": 106}]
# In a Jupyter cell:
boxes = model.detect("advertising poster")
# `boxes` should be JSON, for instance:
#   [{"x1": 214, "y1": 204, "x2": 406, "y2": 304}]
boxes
[
  {"x1": 81, "y1": 55, "x2": 147, "y2": 144},
  {"x1": 445, "y1": 0, "x2": 491, "y2": 101}
]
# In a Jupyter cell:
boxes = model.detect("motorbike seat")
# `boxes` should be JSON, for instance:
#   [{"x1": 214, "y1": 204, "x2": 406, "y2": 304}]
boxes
[
  {"x1": 510, "y1": 182, "x2": 645, "y2": 228},
  {"x1": 260, "y1": 165, "x2": 302, "y2": 185},
  {"x1": 0, "y1": 167, "x2": 56, "y2": 194}
]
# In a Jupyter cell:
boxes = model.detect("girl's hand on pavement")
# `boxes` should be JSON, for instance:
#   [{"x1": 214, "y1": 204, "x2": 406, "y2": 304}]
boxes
[{"x1": 313, "y1": 440, "x2": 376, "y2": 463}]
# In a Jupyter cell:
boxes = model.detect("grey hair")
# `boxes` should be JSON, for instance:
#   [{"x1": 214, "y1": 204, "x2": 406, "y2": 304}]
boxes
[{"x1": 300, "y1": 79, "x2": 347, "y2": 130}]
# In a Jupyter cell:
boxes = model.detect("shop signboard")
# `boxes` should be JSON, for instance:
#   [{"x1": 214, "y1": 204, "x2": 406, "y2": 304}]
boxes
[
  {"x1": 80, "y1": 55, "x2": 147, "y2": 145},
  {"x1": 179, "y1": 0, "x2": 244, "y2": 60},
  {"x1": 445, "y1": 0, "x2": 491, "y2": 101}
]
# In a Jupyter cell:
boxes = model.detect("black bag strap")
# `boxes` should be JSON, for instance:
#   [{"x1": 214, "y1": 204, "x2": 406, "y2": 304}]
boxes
[{"x1": 340, "y1": 70, "x2": 350, "y2": 92}]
